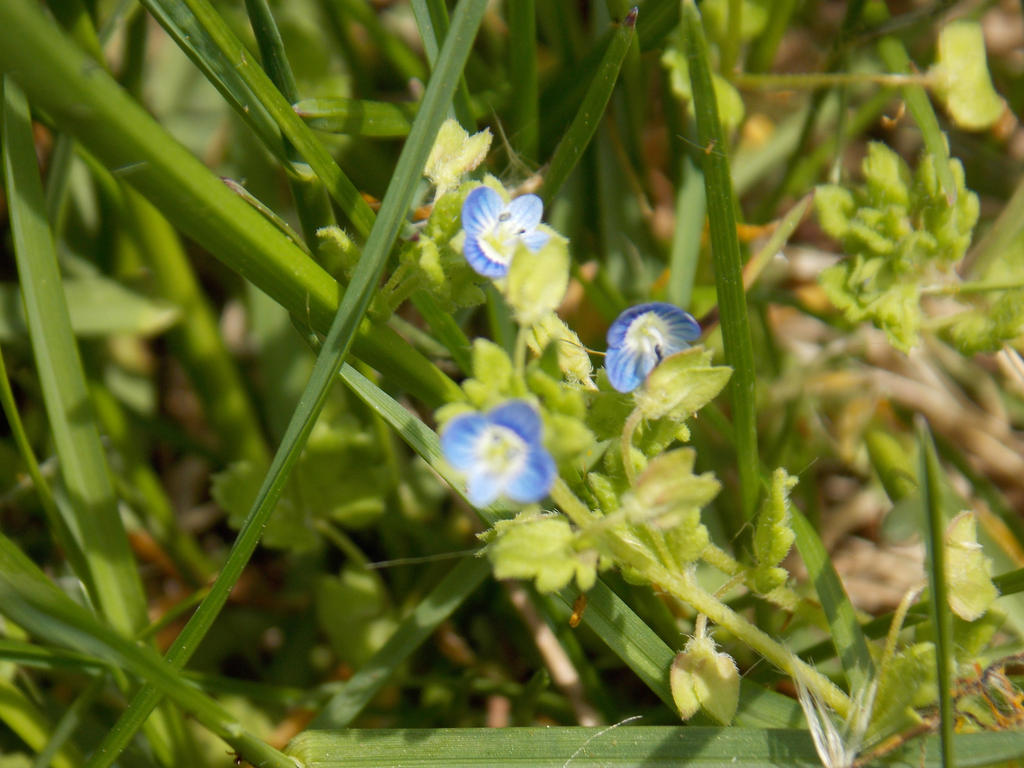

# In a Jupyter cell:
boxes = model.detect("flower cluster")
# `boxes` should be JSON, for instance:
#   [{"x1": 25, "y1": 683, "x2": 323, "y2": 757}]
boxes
[{"x1": 438, "y1": 183, "x2": 705, "y2": 506}]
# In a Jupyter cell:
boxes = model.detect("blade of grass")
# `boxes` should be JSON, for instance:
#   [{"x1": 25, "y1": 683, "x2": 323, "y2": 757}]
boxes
[
  {"x1": 33, "y1": 676, "x2": 105, "y2": 768},
  {"x1": 0, "y1": 346, "x2": 91, "y2": 585},
  {"x1": 540, "y1": 9, "x2": 636, "y2": 204},
  {"x1": 508, "y1": 0, "x2": 539, "y2": 162},
  {"x1": 287, "y1": 727, "x2": 1024, "y2": 767},
  {"x1": 3, "y1": 75, "x2": 193, "y2": 768},
  {"x1": 410, "y1": 0, "x2": 476, "y2": 129},
  {"x1": 410, "y1": 292, "x2": 473, "y2": 375},
  {"x1": 242, "y1": 0, "x2": 337, "y2": 246},
  {"x1": 680, "y1": 0, "x2": 759, "y2": 525},
  {"x1": 0, "y1": 531, "x2": 296, "y2": 768},
  {"x1": 668, "y1": 154, "x2": 705, "y2": 308},
  {"x1": 791, "y1": 509, "x2": 875, "y2": 695},
  {"x1": 295, "y1": 97, "x2": 417, "y2": 137},
  {"x1": 0, "y1": 0, "x2": 460, "y2": 408},
  {"x1": 916, "y1": 419, "x2": 955, "y2": 768},
  {"x1": 2, "y1": 76, "x2": 147, "y2": 639},
  {"x1": 0, "y1": 677, "x2": 82, "y2": 768},
  {"x1": 311, "y1": 556, "x2": 490, "y2": 728},
  {"x1": 84, "y1": 4, "x2": 488, "y2": 765},
  {"x1": 141, "y1": 0, "x2": 376, "y2": 236}
]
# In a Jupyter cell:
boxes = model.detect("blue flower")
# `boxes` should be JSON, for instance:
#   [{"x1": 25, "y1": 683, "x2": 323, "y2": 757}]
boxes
[
  {"x1": 605, "y1": 302, "x2": 701, "y2": 393},
  {"x1": 461, "y1": 186, "x2": 550, "y2": 277},
  {"x1": 441, "y1": 400, "x2": 556, "y2": 506}
]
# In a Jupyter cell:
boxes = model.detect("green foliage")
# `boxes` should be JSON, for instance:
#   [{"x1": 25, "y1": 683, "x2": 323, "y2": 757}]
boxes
[
  {"x1": 944, "y1": 512, "x2": 999, "y2": 622},
  {"x1": 816, "y1": 142, "x2": 980, "y2": 351},
  {"x1": 930, "y1": 21, "x2": 1005, "y2": 132},
  {"x1": 482, "y1": 513, "x2": 598, "y2": 592},
  {"x1": 670, "y1": 634, "x2": 740, "y2": 724},
  {"x1": 634, "y1": 348, "x2": 732, "y2": 422}
]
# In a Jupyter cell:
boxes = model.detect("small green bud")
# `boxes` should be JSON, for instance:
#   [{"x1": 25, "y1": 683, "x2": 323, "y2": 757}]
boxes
[
  {"x1": 316, "y1": 225, "x2": 360, "y2": 277},
  {"x1": 424, "y1": 118, "x2": 492, "y2": 198},
  {"x1": 527, "y1": 313, "x2": 595, "y2": 389},
  {"x1": 670, "y1": 634, "x2": 740, "y2": 724}
]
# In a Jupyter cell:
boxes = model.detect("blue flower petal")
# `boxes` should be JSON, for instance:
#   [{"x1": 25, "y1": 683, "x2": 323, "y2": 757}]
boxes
[
  {"x1": 506, "y1": 194, "x2": 544, "y2": 233},
  {"x1": 440, "y1": 413, "x2": 489, "y2": 470},
  {"x1": 461, "y1": 186, "x2": 504, "y2": 237},
  {"x1": 606, "y1": 344, "x2": 647, "y2": 393},
  {"x1": 488, "y1": 400, "x2": 543, "y2": 444},
  {"x1": 662, "y1": 307, "x2": 702, "y2": 345},
  {"x1": 606, "y1": 303, "x2": 653, "y2": 348},
  {"x1": 463, "y1": 234, "x2": 511, "y2": 277},
  {"x1": 466, "y1": 468, "x2": 503, "y2": 507},
  {"x1": 519, "y1": 229, "x2": 550, "y2": 252},
  {"x1": 504, "y1": 448, "x2": 556, "y2": 503}
]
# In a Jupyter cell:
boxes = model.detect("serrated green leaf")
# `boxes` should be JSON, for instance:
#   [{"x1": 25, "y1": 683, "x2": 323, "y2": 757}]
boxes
[
  {"x1": 945, "y1": 511, "x2": 999, "y2": 621},
  {"x1": 485, "y1": 513, "x2": 597, "y2": 593},
  {"x1": 634, "y1": 347, "x2": 732, "y2": 421}
]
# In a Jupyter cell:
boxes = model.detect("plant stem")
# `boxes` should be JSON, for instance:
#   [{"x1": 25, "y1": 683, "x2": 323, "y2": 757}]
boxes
[
  {"x1": 921, "y1": 278, "x2": 1024, "y2": 296},
  {"x1": 620, "y1": 408, "x2": 643, "y2": 486},
  {"x1": 733, "y1": 71, "x2": 933, "y2": 90}
]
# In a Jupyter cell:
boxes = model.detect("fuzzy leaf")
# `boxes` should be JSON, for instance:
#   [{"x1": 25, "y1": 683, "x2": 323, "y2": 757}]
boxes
[
  {"x1": 931, "y1": 21, "x2": 1005, "y2": 131},
  {"x1": 526, "y1": 313, "x2": 595, "y2": 389},
  {"x1": 424, "y1": 118, "x2": 492, "y2": 197},
  {"x1": 484, "y1": 513, "x2": 597, "y2": 593},
  {"x1": 634, "y1": 347, "x2": 732, "y2": 421},
  {"x1": 504, "y1": 231, "x2": 570, "y2": 327},
  {"x1": 945, "y1": 511, "x2": 999, "y2": 621},
  {"x1": 670, "y1": 635, "x2": 740, "y2": 724}
]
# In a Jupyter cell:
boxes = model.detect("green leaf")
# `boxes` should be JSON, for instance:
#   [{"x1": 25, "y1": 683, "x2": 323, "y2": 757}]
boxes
[
  {"x1": 424, "y1": 118, "x2": 492, "y2": 197},
  {"x1": 0, "y1": 278, "x2": 178, "y2": 340},
  {"x1": 931, "y1": 21, "x2": 1005, "y2": 131},
  {"x1": 944, "y1": 511, "x2": 999, "y2": 622},
  {"x1": 634, "y1": 347, "x2": 732, "y2": 421},
  {"x1": 670, "y1": 635, "x2": 740, "y2": 725},
  {"x1": 662, "y1": 47, "x2": 746, "y2": 132},
  {"x1": 505, "y1": 233, "x2": 570, "y2": 327},
  {"x1": 751, "y1": 468, "x2": 797, "y2": 594},
  {"x1": 791, "y1": 509, "x2": 875, "y2": 695},
  {"x1": 295, "y1": 97, "x2": 417, "y2": 137},
  {"x1": 484, "y1": 513, "x2": 598, "y2": 593}
]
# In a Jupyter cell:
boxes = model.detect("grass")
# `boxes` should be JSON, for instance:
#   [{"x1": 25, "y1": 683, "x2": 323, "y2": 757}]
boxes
[{"x1": 1, "y1": 1, "x2": 1023, "y2": 767}]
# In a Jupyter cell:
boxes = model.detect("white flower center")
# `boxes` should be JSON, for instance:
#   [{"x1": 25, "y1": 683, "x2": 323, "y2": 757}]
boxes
[
  {"x1": 625, "y1": 312, "x2": 670, "y2": 362},
  {"x1": 475, "y1": 424, "x2": 528, "y2": 477},
  {"x1": 479, "y1": 210, "x2": 528, "y2": 266}
]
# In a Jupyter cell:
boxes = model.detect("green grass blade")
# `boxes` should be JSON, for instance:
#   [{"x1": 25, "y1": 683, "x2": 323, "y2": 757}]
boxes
[
  {"x1": 287, "y1": 727, "x2": 1024, "y2": 767},
  {"x1": 0, "y1": 676, "x2": 82, "y2": 768},
  {"x1": 668, "y1": 154, "x2": 705, "y2": 309},
  {"x1": 916, "y1": 419, "x2": 955, "y2": 768},
  {"x1": 0, "y1": 346, "x2": 91, "y2": 585},
  {"x1": 84, "y1": 4, "x2": 488, "y2": 764},
  {"x1": 0, "y1": 531, "x2": 295, "y2": 768},
  {"x1": 296, "y1": 97, "x2": 417, "y2": 137},
  {"x1": 311, "y1": 556, "x2": 490, "y2": 728},
  {"x1": 0, "y1": 0, "x2": 460, "y2": 408},
  {"x1": 410, "y1": 0, "x2": 476, "y2": 128},
  {"x1": 508, "y1": 0, "x2": 539, "y2": 161},
  {"x1": 141, "y1": 0, "x2": 376, "y2": 236},
  {"x1": 791, "y1": 509, "x2": 875, "y2": 695},
  {"x1": 137, "y1": 0, "x2": 291, "y2": 166},
  {"x1": 540, "y1": 9, "x2": 636, "y2": 203},
  {"x1": 410, "y1": 292, "x2": 473, "y2": 375},
  {"x1": 2, "y1": 76, "x2": 147, "y2": 637},
  {"x1": 680, "y1": 0, "x2": 760, "y2": 525}
]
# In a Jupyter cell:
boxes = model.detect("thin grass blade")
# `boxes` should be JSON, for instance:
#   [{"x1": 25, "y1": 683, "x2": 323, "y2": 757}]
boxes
[
  {"x1": 791, "y1": 509, "x2": 875, "y2": 695},
  {"x1": 295, "y1": 97, "x2": 417, "y2": 137},
  {"x1": 680, "y1": 0, "x2": 759, "y2": 525},
  {"x1": 540, "y1": 9, "x2": 637, "y2": 203},
  {"x1": 916, "y1": 419, "x2": 955, "y2": 768},
  {"x1": 0, "y1": 0, "x2": 460, "y2": 408},
  {"x1": 84, "y1": 4, "x2": 488, "y2": 764}
]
